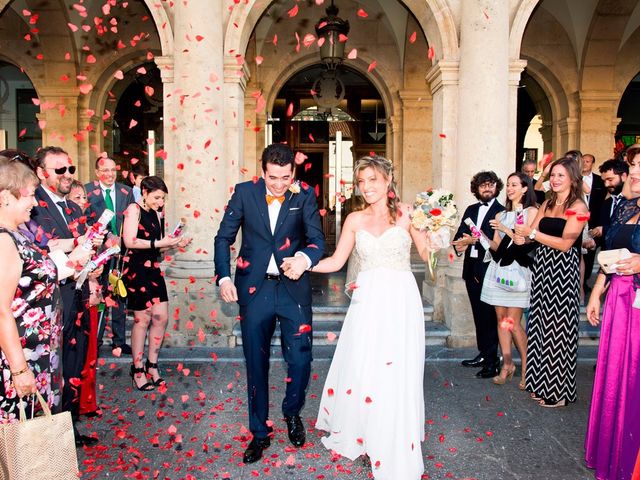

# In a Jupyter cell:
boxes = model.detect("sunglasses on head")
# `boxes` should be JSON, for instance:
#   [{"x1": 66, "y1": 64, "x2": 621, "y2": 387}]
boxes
[{"x1": 46, "y1": 165, "x2": 76, "y2": 175}]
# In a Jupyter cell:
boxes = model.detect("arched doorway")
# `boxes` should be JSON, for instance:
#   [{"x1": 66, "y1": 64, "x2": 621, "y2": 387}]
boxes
[
  {"x1": 109, "y1": 62, "x2": 163, "y2": 177},
  {"x1": 616, "y1": 72, "x2": 640, "y2": 149},
  {"x1": 270, "y1": 64, "x2": 385, "y2": 246},
  {"x1": 0, "y1": 61, "x2": 41, "y2": 154}
]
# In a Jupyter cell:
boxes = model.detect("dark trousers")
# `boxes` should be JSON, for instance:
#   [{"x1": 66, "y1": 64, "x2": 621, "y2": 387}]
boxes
[
  {"x1": 464, "y1": 276, "x2": 498, "y2": 363},
  {"x1": 59, "y1": 281, "x2": 89, "y2": 420},
  {"x1": 583, "y1": 247, "x2": 597, "y2": 288},
  {"x1": 97, "y1": 257, "x2": 128, "y2": 347},
  {"x1": 239, "y1": 278, "x2": 313, "y2": 439}
]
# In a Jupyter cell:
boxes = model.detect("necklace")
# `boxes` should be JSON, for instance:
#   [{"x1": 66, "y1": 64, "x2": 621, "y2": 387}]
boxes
[{"x1": 555, "y1": 197, "x2": 568, "y2": 206}]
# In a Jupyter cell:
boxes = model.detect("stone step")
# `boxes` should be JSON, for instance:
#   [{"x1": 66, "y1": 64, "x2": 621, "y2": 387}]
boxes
[{"x1": 232, "y1": 305, "x2": 449, "y2": 347}]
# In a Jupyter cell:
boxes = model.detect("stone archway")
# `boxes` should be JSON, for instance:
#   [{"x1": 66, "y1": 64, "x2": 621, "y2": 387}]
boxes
[{"x1": 224, "y1": 0, "x2": 458, "y2": 64}]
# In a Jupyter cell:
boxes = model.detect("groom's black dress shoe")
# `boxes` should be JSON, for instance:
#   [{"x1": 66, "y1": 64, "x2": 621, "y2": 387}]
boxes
[
  {"x1": 243, "y1": 436, "x2": 271, "y2": 463},
  {"x1": 461, "y1": 354, "x2": 485, "y2": 368},
  {"x1": 475, "y1": 362, "x2": 500, "y2": 379},
  {"x1": 284, "y1": 415, "x2": 305, "y2": 447}
]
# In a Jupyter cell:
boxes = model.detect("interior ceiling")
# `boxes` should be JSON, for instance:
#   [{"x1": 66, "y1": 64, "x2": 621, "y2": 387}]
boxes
[
  {"x1": 539, "y1": 0, "x2": 640, "y2": 69},
  {"x1": 255, "y1": 0, "x2": 412, "y2": 63}
]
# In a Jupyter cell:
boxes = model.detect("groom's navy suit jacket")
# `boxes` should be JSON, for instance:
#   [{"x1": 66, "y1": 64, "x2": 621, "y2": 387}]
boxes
[{"x1": 214, "y1": 178, "x2": 325, "y2": 306}]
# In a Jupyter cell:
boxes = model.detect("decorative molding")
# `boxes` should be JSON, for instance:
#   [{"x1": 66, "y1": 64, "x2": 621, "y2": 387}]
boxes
[
  {"x1": 425, "y1": 60, "x2": 459, "y2": 95},
  {"x1": 508, "y1": 59, "x2": 527, "y2": 86},
  {"x1": 224, "y1": 57, "x2": 250, "y2": 91},
  {"x1": 155, "y1": 55, "x2": 174, "y2": 84},
  {"x1": 398, "y1": 90, "x2": 432, "y2": 109}
]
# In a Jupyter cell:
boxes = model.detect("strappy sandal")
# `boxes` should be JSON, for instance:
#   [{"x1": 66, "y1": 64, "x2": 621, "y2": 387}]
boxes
[
  {"x1": 145, "y1": 359, "x2": 166, "y2": 387},
  {"x1": 130, "y1": 365, "x2": 154, "y2": 391}
]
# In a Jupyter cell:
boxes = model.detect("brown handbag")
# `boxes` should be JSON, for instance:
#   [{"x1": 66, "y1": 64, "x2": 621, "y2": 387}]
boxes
[{"x1": 0, "y1": 391, "x2": 79, "y2": 479}]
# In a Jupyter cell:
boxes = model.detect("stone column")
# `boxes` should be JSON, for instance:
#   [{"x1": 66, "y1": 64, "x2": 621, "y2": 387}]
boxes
[
  {"x1": 424, "y1": 60, "x2": 459, "y2": 329},
  {"x1": 539, "y1": 120, "x2": 553, "y2": 156},
  {"x1": 557, "y1": 117, "x2": 579, "y2": 154},
  {"x1": 398, "y1": 90, "x2": 432, "y2": 202},
  {"x1": 457, "y1": 1, "x2": 511, "y2": 207},
  {"x1": 446, "y1": 1, "x2": 511, "y2": 347},
  {"x1": 578, "y1": 90, "x2": 620, "y2": 162},
  {"x1": 509, "y1": 60, "x2": 527, "y2": 164},
  {"x1": 224, "y1": 58, "x2": 250, "y2": 189},
  {"x1": 162, "y1": 0, "x2": 230, "y2": 347}
]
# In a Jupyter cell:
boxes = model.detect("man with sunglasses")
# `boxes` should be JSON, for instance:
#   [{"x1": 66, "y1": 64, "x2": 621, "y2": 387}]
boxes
[
  {"x1": 85, "y1": 157, "x2": 134, "y2": 356},
  {"x1": 31, "y1": 146, "x2": 98, "y2": 447}
]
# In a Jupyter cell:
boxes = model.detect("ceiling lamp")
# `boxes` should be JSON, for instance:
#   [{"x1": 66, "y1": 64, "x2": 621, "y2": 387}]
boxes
[{"x1": 314, "y1": 0, "x2": 350, "y2": 70}]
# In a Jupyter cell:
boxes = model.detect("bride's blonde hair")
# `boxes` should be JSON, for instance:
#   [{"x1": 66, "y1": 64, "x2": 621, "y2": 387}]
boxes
[{"x1": 352, "y1": 155, "x2": 400, "y2": 222}]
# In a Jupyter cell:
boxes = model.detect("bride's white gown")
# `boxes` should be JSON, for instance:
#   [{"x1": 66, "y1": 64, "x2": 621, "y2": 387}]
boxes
[{"x1": 316, "y1": 226, "x2": 425, "y2": 480}]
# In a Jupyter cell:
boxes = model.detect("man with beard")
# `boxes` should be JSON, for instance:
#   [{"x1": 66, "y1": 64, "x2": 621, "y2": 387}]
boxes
[
  {"x1": 589, "y1": 158, "x2": 629, "y2": 250},
  {"x1": 31, "y1": 146, "x2": 98, "y2": 446},
  {"x1": 452, "y1": 171, "x2": 505, "y2": 378}
]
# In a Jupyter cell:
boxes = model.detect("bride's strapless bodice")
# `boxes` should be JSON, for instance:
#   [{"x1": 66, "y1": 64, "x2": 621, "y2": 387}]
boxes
[{"x1": 355, "y1": 226, "x2": 412, "y2": 272}]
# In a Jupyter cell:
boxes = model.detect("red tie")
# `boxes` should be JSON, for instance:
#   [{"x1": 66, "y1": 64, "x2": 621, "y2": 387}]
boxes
[{"x1": 266, "y1": 194, "x2": 285, "y2": 205}]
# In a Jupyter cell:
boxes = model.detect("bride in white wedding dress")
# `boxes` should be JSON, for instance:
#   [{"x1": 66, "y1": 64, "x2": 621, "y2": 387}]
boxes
[{"x1": 283, "y1": 155, "x2": 431, "y2": 480}]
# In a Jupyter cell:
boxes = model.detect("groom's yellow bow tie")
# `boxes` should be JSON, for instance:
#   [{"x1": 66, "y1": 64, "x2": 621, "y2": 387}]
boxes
[{"x1": 266, "y1": 194, "x2": 285, "y2": 205}]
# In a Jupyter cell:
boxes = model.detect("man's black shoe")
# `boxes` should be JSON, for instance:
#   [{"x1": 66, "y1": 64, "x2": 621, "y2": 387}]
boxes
[
  {"x1": 243, "y1": 436, "x2": 270, "y2": 463},
  {"x1": 461, "y1": 354, "x2": 485, "y2": 368},
  {"x1": 75, "y1": 434, "x2": 99, "y2": 447},
  {"x1": 284, "y1": 414, "x2": 305, "y2": 447},
  {"x1": 475, "y1": 363, "x2": 500, "y2": 378}
]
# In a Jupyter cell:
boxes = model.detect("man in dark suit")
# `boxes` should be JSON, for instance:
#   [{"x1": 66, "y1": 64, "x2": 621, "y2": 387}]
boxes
[
  {"x1": 214, "y1": 144, "x2": 325, "y2": 463},
  {"x1": 31, "y1": 146, "x2": 98, "y2": 446},
  {"x1": 581, "y1": 154, "x2": 607, "y2": 289},
  {"x1": 452, "y1": 171, "x2": 505, "y2": 378},
  {"x1": 85, "y1": 157, "x2": 135, "y2": 355},
  {"x1": 589, "y1": 158, "x2": 629, "y2": 248}
]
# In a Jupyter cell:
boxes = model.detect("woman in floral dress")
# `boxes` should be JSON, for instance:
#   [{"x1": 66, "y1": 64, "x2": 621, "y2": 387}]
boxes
[{"x1": 0, "y1": 157, "x2": 63, "y2": 421}]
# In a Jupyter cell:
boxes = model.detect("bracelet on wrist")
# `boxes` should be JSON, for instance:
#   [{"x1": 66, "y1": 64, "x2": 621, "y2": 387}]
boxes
[
  {"x1": 11, "y1": 366, "x2": 29, "y2": 377},
  {"x1": 150, "y1": 239, "x2": 155, "y2": 249}
]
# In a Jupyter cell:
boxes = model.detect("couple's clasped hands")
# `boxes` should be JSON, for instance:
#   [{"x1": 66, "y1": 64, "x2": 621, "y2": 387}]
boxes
[{"x1": 281, "y1": 256, "x2": 308, "y2": 281}]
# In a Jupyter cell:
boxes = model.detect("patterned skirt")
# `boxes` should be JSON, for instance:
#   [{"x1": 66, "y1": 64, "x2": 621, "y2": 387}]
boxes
[{"x1": 525, "y1": 245, "x2": 580, "y2": 403}]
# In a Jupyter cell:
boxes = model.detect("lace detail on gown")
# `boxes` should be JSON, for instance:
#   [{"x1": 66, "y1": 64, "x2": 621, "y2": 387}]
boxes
[{"x1": 356, "y1": 227, "x2": 411, "y2": 273}]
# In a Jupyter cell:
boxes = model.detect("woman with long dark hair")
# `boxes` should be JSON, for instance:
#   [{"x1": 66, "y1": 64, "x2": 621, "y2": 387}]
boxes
[
  {"x1": 481, "y1": 172, "x2": 538, "y2": 387},
  {"x1": 514, "y1": 157, "x2": 588, "y2": 407}
]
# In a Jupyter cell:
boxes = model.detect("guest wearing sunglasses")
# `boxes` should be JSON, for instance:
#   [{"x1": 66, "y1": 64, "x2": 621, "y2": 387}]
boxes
[{"x1": 30, "y1": 146, "x2": 97, "y2": 446}]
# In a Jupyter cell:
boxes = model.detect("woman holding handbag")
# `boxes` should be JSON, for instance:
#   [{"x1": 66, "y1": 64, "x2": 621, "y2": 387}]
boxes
[
  {"x1": 122, "y1": 176, "x2": 191, "y2": 391},
  {"x1": 0, "y1": 156, "x2": 97, "y2": 422},
  {"x1": 585, "y1": 144, "x2": 640, "y2": 480},
  {"x1": 480, "y1": 172, "x2": 538, "y2": 387}
]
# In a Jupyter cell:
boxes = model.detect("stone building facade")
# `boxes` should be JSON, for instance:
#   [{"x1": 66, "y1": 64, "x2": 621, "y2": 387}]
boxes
[{"x1": 0, "y1": 0, "x2": 639, "y2": 346}]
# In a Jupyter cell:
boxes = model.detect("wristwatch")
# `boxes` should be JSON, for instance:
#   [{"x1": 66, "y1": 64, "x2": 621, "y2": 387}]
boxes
[{"x1": 528, "y1": 228, "x2": 537, "y2": 240}]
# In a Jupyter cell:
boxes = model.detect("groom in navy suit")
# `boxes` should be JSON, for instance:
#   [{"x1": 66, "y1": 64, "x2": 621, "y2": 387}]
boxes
[{"x1": 214, "y1": 143, "x2": 325, "y2": 463}]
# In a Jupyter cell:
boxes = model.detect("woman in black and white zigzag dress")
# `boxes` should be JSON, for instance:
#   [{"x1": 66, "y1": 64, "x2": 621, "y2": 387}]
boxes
[{"x1": 514, "y1": 157, "x2": 588, "y2": 408}]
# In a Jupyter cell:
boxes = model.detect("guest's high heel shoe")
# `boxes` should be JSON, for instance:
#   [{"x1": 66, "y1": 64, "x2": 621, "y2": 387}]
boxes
[
  {"x1": 130, "y1": 364, "x2": 154, "y2": 391},
  {"x1": 492, "y1": 365, "x2": 515, "y2": 385},
  {"x1": 145, "y1": 359, "x2": 166, "y2": 387}
]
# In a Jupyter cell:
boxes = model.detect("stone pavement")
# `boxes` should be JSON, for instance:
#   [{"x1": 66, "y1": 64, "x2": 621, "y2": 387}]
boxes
[{"x1": 77, "y1": 346, "x2": 599, "y2": 480}]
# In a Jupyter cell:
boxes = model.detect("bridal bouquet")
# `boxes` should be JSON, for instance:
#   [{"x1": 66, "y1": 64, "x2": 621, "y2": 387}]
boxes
[{"x1": 411, "y1": 188, "x2": 458, "y2": 279}]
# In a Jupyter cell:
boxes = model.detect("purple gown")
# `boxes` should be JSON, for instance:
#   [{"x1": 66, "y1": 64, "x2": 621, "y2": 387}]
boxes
[{"x1": 585, "y1": 213, "x2": 640, "y2": 479}]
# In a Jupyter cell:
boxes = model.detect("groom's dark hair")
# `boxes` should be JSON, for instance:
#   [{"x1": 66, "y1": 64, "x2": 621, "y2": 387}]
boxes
[{"x1": 261, "y1": 143, "x2": 295, "y2": 172}]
